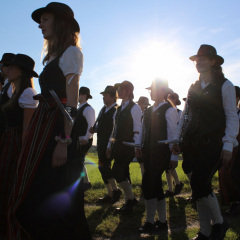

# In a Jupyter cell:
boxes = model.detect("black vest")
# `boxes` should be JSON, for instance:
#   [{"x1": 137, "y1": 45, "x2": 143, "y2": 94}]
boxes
[
  {"x1": 186, "y1": 79, "x2": 226, "y2": 136},
  {"x1": 143, "y1": 102, "x2": 172, "y2": 149},
  {"x1": 69, "y1": 103, "x2": 93, "y2": 158},
  {"x1": 75, "y1": 103, "x2": 90, "y2": 137},
  {"x1": 115, "y1": 101, "x2": 135, "y2": 142},
  {"x1": 0, "y1": 82, "x2": 11, "y2": 132},
  {"x1": 97, "y1": 104, "x2": 117, "y2": 148},
  {"x1": 39, "y1": 58, "x2": 66, "y2": 99}
]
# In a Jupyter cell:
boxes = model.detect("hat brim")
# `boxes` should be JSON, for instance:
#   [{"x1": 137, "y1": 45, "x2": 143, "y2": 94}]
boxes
[
  {"x1": 23, "y1": 68, "x2": 39, "y2": 78},
  {"x1": 189, "y1": 54, "x2": 224, "y2": 65},
  {"x1": 32, "y1": 7, "x2": 80, "y2": 33},
  {"x1": 100, "y1": 91, "x2": 116, "y2": 95},
  {"x1": 11, "y1": 62, "x2": 38, "y2": 78},
  {"x1": 136, "y1": 101, "x2": 150, "y2": 105}
]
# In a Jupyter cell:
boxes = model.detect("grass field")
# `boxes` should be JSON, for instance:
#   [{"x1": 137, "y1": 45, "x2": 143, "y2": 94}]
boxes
[{"x1": 84, "y1": 154, "x2": 240, "y2": 240}]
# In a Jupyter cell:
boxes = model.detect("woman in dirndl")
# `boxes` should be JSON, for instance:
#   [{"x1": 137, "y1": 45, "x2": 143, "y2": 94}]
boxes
[
  {"x1": 8, "y1": 2, "x2": 91, "y2": 240},
  {"x1": 0, "y1": 54, "x2": 38, "y2": 239}
]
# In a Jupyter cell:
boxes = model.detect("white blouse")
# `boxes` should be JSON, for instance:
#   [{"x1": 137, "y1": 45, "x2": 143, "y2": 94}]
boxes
[
  {"x1": 18, "y1": 88, "x2": 38, "y2": 108},
  {"x1": 59, "y1": 46, "x2": 83, "y2": 77}
]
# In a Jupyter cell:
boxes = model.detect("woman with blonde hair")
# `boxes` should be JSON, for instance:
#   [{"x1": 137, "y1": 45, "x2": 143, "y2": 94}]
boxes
[
  {"x1": 8, "y1": 3, "x2": 90, "y2": 239},
  {"x1": 0, "y1": 54, "x2": 38, "y2": 239}
]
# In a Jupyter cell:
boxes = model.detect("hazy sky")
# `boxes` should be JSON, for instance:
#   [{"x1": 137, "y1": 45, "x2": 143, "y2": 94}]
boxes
[{"x1": 1, "y1": 0, "x2": 240, "y2": 119}]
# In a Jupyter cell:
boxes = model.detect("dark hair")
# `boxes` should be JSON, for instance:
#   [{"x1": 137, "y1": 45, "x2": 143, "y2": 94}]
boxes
[
  {"x1": 208, "y1": 56, "x2": 225, "y2": 85},
  {"x1": 2, "y1": 71, "x2": 34, "y2": 111},
  {"x1": 198, "y1": 56, "x2": 225, "y2": 86},
  {"x1": 43, "y1": 15, "x2": 80, "y2": 65},
  {"x1": 235, "y1": 86, "x2": 240, "y2": 98}
]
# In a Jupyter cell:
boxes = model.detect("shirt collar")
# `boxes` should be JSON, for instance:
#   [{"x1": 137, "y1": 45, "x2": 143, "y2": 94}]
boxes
[
  {"x1": 152, "y1": 101, "x2": 167, "y2": 112},
  {"x1": 79, "y1": 102, "x2": 88, "y2": 108},
  {"x1": 105, "y1": 103, "x2": 116, "y2": 111}
]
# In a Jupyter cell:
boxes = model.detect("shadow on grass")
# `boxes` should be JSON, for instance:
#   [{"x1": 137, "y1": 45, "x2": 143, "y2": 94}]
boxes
[
  {"x1": 111, "y1": 202, "x2": 146, "y2": 239},
  {"x1": 87, "y1": 204, "x2": 114, "y2": 236},
  {"x1": 168, "y1": 197, "x2": 190, "y2": 240}
]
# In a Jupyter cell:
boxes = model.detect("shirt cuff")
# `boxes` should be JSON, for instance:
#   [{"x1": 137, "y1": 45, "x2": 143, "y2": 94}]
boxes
[
  {"x1": 170, "y1": 154, "x2": 179, "y2": 161},
  {"x1": 222, "y1": 142, "x2": 233, "y2": 152}
]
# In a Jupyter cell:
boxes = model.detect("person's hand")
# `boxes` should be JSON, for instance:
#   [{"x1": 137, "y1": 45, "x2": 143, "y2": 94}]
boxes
[
  {"x1": 106, "y1": 148, "x2": 111, "y2": 159},
  {"x1": 80, "y1": 139, "x2": 88, "y2": 145},
  {"x1": 169, "y1": 160, "x2": 178, "y2": 170},
  {"x1": 52, "y1": 142, "x2": 67, "y2": 168},
  {"x1": 135, "y1": 148, "x2": 142, "y2": 158},
  {"x1": 171, "y1": 144, "x2": 181, "y2": 155},
  {"x1": 221, "y1": 149, "x2": 232, "y2": 165},
  {"x1": 89, "y1": 126, "x2": 95, "y2": 134}
]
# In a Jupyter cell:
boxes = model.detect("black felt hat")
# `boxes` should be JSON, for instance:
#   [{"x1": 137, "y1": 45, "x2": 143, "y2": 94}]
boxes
[
  {"x1": 11, "y1": 54, "x2": 38, "y2": 78},
  {"x1": 136, "y1": 96, "x2": 150, "y2": 106},
  {"x1": 0, "y1": 53, "x2": 15, "y2": 64},
  {"x1": 189, "y1": 44, "x2": 224, "y2": 65},
  {"x1": 32, "y1": 2, "x2": 80, "y2": 33},
  {"x1": 100, "y1": 86, "x2": 116, "y2": 96},
  {"x1": 168, "y1": 92, "x2": 181, "y2": 106},
  {"x1": 79, "y1": 87, "x2": 92, "y2": 99}
]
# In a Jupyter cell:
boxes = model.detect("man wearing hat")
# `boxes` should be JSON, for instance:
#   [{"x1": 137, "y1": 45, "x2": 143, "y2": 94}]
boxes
[
  {"x1": 164, "y1": 92, "x2": 184, "y2": 197},
  {"x1": 107, "y1": 80, "x2": 142, "y2": 213},
  {"x1": 72, "y1": 86, "x2": 95, "y2": 191},
  {"x1": 89, "y1": 86, "x2": 122, "y2": 203},
  {"x1": 136, "y1": 78, "x2": 179, "y2": 234},
  {"x1": 136, "y1": 96, "x2": 151, "y2": 113},
  {"x1": 172, "y1": 44, "x2": 239, "y2": 240},
  {"x1": 0, "y1": 53, "x2": 15, "y2": 137},
  {"x1": 135, "y1": 96, "x2": 151, "y2": 176}
]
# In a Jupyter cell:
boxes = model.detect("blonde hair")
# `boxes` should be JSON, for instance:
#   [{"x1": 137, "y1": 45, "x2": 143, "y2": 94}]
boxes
[{"x1": 42, "y1": 15, "x2": 81, "y2": 65}]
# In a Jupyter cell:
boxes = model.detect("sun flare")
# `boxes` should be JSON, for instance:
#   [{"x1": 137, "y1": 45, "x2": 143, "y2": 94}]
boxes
[{"x1": 128, "y1": 40, "x2": 197, "y2": 107}]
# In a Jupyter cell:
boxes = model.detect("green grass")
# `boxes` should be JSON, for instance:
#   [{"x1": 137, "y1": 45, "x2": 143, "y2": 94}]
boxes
[{"x1": 84, "y1": 154, "x2": 240, "y2": 240}]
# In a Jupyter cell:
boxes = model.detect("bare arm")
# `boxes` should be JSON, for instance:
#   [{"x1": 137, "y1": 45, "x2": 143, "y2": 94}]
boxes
[{"x1": 52, "y1": 73, "x2": 79, "y2": 167}]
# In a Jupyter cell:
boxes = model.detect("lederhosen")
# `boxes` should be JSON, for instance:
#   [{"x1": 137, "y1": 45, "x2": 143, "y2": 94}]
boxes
[
  {"x1": 219, "y1": 109, "x2": 240, "y2": 204},
  {"x1": 70, "y1": 103, "x2": 93, "y2": 162},
  {"x1": 111, "y1": 101, "x2": 135, "y2": 183},
  {"x1": 182, "y1": 79, "x2": 226, "y2": 200},
  {"x1": 0, "y1": 97, "x2": 23, "y2": 237},
  {"x1": 9, "y1": 56, "x2": 91, "y2": 240},
  {"x1": 141, "y1": 103, "x2": 172, "y2": 200},
  {"x1": 97, "y1": 104, "x2": 117, "y2": 184},
  {"x1": 0, "y1": 82, "x2": 11, "y2": 139}
]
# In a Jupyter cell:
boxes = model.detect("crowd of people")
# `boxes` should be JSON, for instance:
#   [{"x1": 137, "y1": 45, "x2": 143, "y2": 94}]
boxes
[{"x1": 0, "y1": 2, "x2": 240, "y2": 240}]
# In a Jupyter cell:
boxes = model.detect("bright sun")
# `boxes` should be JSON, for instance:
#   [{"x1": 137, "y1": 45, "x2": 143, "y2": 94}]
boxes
[{"x1": 127, "y1": 40, "x2": 197, "y2": 107}]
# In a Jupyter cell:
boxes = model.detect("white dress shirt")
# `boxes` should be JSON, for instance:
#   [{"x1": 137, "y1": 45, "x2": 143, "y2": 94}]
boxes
[
  {"x1": 139, "y1": 102, "x2": 179, "y2": 161},
  {"x1": 175, "y1": 79, "x2": 239, "y2": 152},
  {"x1": 78, "y1": 102, "x2": 95, "y2": 141}
]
